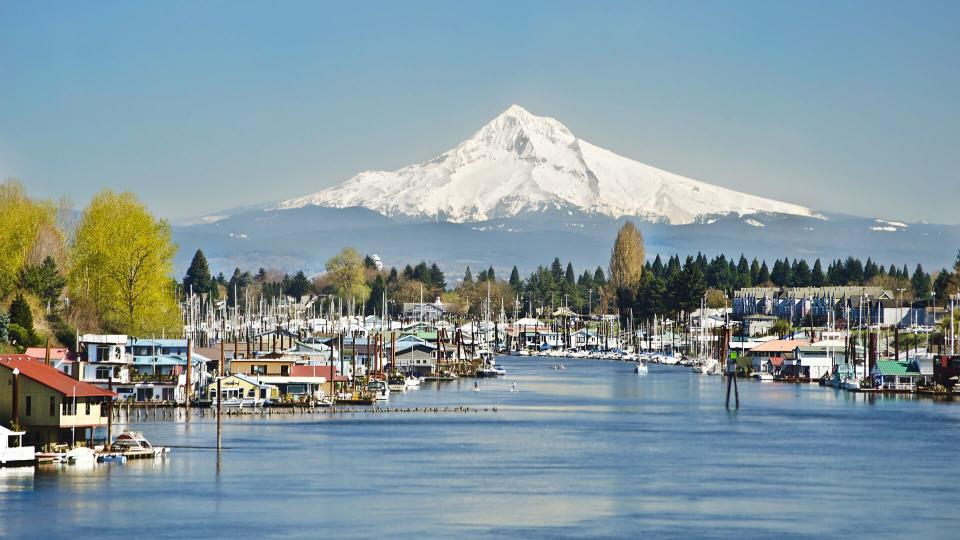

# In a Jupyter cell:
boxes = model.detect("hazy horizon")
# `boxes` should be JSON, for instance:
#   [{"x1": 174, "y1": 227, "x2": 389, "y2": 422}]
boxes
[{"x1": 2, "y1": 1, "x2": 958, "y2": 224}]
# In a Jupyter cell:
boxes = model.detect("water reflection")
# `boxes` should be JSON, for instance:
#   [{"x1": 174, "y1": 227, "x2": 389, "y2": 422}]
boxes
[{"x1": 2, "y1": 356, "x2": 960, "y2": 538}]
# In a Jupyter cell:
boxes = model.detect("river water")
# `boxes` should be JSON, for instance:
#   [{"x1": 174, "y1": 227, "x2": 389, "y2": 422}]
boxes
[{"x1": 2, "y1": 356, "x2": 959, "y2": 539}]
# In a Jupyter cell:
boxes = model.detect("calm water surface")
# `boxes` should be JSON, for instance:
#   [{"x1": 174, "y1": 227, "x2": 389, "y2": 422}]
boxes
[{"x1": 2, "y1": 356, "x2": 959, "y2": 539}]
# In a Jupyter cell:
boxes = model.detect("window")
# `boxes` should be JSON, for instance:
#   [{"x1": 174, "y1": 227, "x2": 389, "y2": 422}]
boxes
[
  {"x1": 96, "y1": 367, "x2": 110, "y2": 380},
  {"x1": 251, "y1": 365, "x2": 267, "y2": 375},
  {"x1": 50, "y1": 396, "x2": 56, "y2": 416},
  {"x1": 85, "y1": 398, "x2": 90, "y2": 415},
  {"x1": 25, "y1": 395, "x2": 32, "y2": 416},
  {"x1": 280, "y1": 365, "x2": 290, "y2": 376}
]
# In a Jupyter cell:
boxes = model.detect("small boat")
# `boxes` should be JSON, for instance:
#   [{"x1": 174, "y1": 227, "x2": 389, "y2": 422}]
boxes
[
  {"x1": 405, "y1": 375, "x2": 422, "y2": 388},
  {"x1": 65, "y1": 447, "x2": 96, "y2": 464},
  {"x1": 752, "y1": 372, "x2": 774, "y2": 382},
  {"x1": 551, "y1": 364, "x2": 566, "y2": 371},
  {"x1": 100, "y1": 431, "x2": 169, "y2": 461},
  {"x1": 634, "y1": 363, "x2": 648, "y2": 374},
  {"x1": 0, "y1": 427, "x2": 35, "y2": 468},
  {"x1": 473, "y1": 381, "x2": 480, "y2": 392},
  {"x1": 510, "y1": 381, "x2": 518, "y2": 392},
  {"x1": 367, "y1": 379, "x2": 390, "y2": 400},
  {"x1": 387, "y1": 375, "x2": 407, "y2": 392}
]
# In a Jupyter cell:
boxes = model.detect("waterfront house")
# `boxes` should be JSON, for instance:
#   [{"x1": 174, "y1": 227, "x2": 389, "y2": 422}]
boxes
[
  {"x1": 870, "y1": 360, "x2": 930, "y2": 391},
  {"x1": 24, "y1": 347, "x2": 76, "y2": 376},
  {"x1": 402, "y1": 299, "x2": 446, "y2": 322},
  {"x1": 0, "y1": 355, "x2": 115, "y2": 449},
  {"x1": 208, "y1": 373, "x2": 278, "y2": 403},
  {"x1": 76, "y1": 334, "x2": 132, "y2": 386},
  {"x1": 748, "y1": 339, "x2": 810, "y2": 375},
  {"x1": 786, "y1": 345, "x2": 837, "y2": 381},
  {"x1": 743, "y1": 315, "x2": 778, "y2": 337},
  {"x1": 258, "y1": 365, "x2": 330, "y2": 400},
  {"x1": 392, "y1": 341, "x2": 440, "y2": 376},
  {"x1": 230, "y1": 354, "x2": 298, "y2": 377}
]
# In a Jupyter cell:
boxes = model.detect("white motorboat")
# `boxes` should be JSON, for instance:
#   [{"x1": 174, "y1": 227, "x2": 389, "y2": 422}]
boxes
[
  {"x1": 0, "y1": 427, "x2": 34, "y2": 468},
  {"x1": 102, "y1": 431, "x2": 169, "y2": 460},
  {"x1": 405, "y1": 375, "x2": 422, "y2": 388},
  {"x1": 65, "y1": 447, "x2": 96, "y2": 464},
  {"x1": 387, "y1": 375, "x2": 408, "y2": 392},
  {"x1": 634, "y1": 363, "x2": 648, "y2": 374},
  {"x1": 368, "y1": 379, "x2": 390, "y2": 400},
  {"x1": 752, "y1": 372, "x2": 774, "y2": 382}
]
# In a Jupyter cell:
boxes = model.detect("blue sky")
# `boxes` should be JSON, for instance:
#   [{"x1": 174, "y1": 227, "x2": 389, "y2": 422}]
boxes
[{"x1": 1, "y1": 1, "x2": 958, "y2": 223}]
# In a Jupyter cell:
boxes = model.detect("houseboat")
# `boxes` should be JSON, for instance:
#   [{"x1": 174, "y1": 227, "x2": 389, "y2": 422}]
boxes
[{"x1": 0, "y1": 426, "x2": 35, "y2": 468}]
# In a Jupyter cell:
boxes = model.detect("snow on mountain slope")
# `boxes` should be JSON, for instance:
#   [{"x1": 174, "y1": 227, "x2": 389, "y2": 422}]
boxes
[{"x1": 276, "y1": 105, "x2": 819, "y2": 224}]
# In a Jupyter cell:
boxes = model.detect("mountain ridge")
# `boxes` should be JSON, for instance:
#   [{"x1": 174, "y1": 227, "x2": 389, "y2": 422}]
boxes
[{"x1": 272, "y1": 105, "x2": 820, "y2": 225}]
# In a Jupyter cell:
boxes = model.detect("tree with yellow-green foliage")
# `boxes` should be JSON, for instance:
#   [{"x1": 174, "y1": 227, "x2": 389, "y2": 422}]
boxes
[
  {"x1": 69, "y1": 190, "x2": 180, "y2": 335},
  {"x1": 609, "y1": 220, "x2": 645, "y2": 311},
  {"x1": 0, "y1": 180, "x2": 59, "y2": 297},
  {"x1": 325, "y1": 247, "x2": 370, "y2": 303}
]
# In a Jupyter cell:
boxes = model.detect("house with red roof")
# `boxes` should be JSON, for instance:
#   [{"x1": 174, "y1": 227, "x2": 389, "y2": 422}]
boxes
[
  {"x1": 0, "y1": 355, "x2": 116, "y2": 449},
  {"x1": 748, "y1": 339, "x2": 810, "y2": 376},
  {"x1": 24, "y1": 347, "x2": 76, "y2": 376}
]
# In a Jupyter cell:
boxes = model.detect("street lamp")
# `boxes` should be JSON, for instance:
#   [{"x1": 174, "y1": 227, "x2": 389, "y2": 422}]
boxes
[{"x1": 11, "y1": 367, "x2": 20, "y2": 426}]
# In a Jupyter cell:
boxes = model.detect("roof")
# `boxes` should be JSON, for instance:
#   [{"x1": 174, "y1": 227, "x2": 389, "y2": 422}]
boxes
[
  {"x1": 750, "y1": 339, "x2": 810, "y2": 353},
  {"x1": 24, "y1": 347, "x2": 74, "y2": 361},
  {"x1": 128, "y1": 338, "x2": 187, "y2": 347},
  {"x1": 874, "y1": 360, "x2": 921, "y2": 376},
  {"x1": 0, "y1": 355, "x2": 116, "y2": 398},
  {"x1": 768, "y1": 357, "x2": 784, "y2": 366},
  {"x1": 223, "y1": 373, "x2": 275, "y2": 388}
]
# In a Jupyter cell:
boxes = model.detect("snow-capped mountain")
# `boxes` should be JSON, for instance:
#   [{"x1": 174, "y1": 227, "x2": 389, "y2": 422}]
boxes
[{"x1": 276, "y1": 105, "x2": 818, "y2": 224}]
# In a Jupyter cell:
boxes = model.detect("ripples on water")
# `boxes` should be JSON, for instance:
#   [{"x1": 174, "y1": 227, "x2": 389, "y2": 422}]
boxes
[{"x1": 2, "y1": 356, "x2": 959, "y2": 539}]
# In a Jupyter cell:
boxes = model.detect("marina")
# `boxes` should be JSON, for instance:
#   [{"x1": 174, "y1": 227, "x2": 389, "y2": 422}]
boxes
[{"x1": 2, "y1": 355, "x2": 959, "y2": 538}]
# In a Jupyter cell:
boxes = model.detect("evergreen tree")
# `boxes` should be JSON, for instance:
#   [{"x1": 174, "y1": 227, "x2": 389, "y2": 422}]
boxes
[
  {"x1": 387, "y1": 267, "x2": 399, "y2": 284},
  {"x1": 413, "y1": 262, "x2": 431, "y2": 283},
  {"x1": 737, "y1": 255, "x2": 751, "y2": 288},
  {"x1": 9, "y1": 293, "x2": 32, "y2": 332},
  {"x1": 227, "y1": 268, "x2": 254, "y2": 307},
  {"x1": 864, "y1": 258, "x2": 879, "y2": 282},
  {"x1": 487, "y1": 265, "x2": 496, "y2": 282},
  {"x1": 757, "y1": 261, "x2": 770, "y2": 284},
  {"x1": 911, "y1": 264, "x2": 931, "y2": 301},
  {"x1": 793, "y1": 259, "x2": 811, "y2": 287},
  {"x1": 845, "y1": 257, "x2": 864, "y2": 285},
  {"x1": 363, "y1": 255, "x2": 376, "y2": 269},
  {"x1": 811, "y1": 259, "x2": 825, "y2": 287},
  {"x1": 402, "y1": 265, "x2": 415, "y2": 280},
  {"x1": 183, "y1": 249, "x2": 212, "y2": 297},
  {"x1": 19, "y1": 256, "x2": 66, "y2": 308},
  {"x1": 565, "y1": 262, "x2": 575, "y2": 285},
  {"x1": 651, "y1": 255, "x2": 665, "y2": 279},
  {"x1": 463, "y1": 266, "x2": 474, "y2": 285},
  {"x1": 509, "y1": 266, "x2": 521, "y2": 288},
  {"x1": 750, "y1": 258, "x2": 761, "y2": 285},
  {"x1": 934, "y1": 269, "x2": 952, "y2": 299},
  {"x1": 593, "y1": 266, "x2": 606, "y2": 285},
  {"x1": 429, "y1": 263, "x2": 445, "y2": 289},
  {"x1": 550, "y1": 257, "x2": 564, "y2": 282},
  {"x1": 285, "y1": 270, "x2": 311, "y2": 300},
  {"x1": 771, "y1": 259, "x2": 786, "y2": 286},
  {"x1": 366, "y1": 274, "x2": 386, "y2": 314}
]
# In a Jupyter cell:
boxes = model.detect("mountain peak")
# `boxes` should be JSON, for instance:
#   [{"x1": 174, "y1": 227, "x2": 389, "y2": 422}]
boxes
[
  {"x1": 471, "y1": 104, "x2": 575, "y2": 156},
  {"x1": 275, "y1": 106, "x2": 817, "y2": 224}
]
